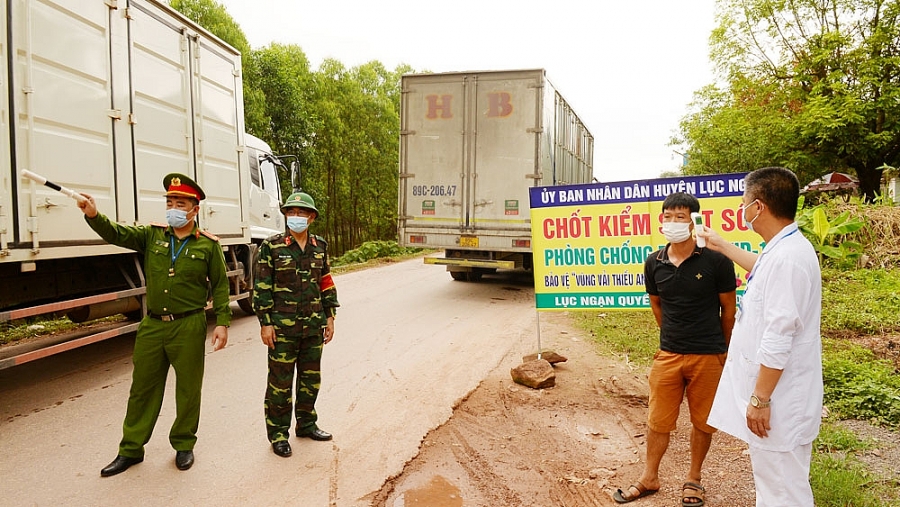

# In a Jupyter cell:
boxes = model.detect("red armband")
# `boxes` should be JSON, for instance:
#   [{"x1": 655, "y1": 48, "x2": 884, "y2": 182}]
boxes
[{"x1": 319, "y1": 273, "x2": 335, "y2": 291}]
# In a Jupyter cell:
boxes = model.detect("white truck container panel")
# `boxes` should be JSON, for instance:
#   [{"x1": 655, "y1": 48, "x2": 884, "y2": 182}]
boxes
[
  {"x1": 129, "y1": 2, "x2": 246, "y2": 239},
  {"x1": 12, "y1": 0, "x2": 116, "y2": 245},
  {"x1": 2, "y1": 0, "x2": 248, "y2": 265},
  {"x1": 398, "y1": 69, "x2": 593, "y2": 276}
]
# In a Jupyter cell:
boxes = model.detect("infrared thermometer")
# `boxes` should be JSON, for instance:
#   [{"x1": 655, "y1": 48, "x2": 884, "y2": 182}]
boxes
[{"x1": 691, "y1": 212, "x2": 706, "y2": 247}]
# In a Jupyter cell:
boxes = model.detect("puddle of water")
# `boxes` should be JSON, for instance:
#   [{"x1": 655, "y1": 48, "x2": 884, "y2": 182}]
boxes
[{"x1": 401, "y1": 475, "x2": 463, "y2": 507}]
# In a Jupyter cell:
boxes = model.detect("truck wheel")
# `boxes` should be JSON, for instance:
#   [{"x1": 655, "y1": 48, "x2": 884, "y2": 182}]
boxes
[
  {"x1": 450, "y1": 270, "x2": 482, "y2": 282},
  {"x1": 235, "y1": 244, "x2": 257, "y2": 315},
  {"x1": 237, "y1": 295, "x2": 254, "y2": 315}
]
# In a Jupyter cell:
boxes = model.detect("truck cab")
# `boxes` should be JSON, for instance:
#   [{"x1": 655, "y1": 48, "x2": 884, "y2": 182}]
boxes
[{"x1": 245, "y1": 133, "x2": 285, "y2": 240}]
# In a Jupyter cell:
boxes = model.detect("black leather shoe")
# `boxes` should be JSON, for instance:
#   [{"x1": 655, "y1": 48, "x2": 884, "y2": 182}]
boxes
[
  {"x1": 272, "y1": 440, "x2": 292, "y2": 457},
  {"x1": 100, "y1": 455, "x2": 143, "y2": 477},
  {"x1": 298, "y1": 427, "x2": 332, "y2": 441},
  {"x1": 175, "y1": 450, "x2": 194, "y2": 471}
]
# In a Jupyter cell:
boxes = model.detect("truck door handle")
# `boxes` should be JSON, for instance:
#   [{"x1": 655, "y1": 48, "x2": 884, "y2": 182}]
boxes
[{"x1": 263, "y1": 213, "x2": 271, "y2": 218}]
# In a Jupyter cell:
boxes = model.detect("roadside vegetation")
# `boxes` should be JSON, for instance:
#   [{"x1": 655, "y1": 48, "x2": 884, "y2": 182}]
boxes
[
  {"x1": 0, "y1": 315, "x2": 124, "y2": 347},
  {"x1": 575, "y1": 199, "x2": 900, "y2": 506},
  {"x1": 331, "y1": 240, "x2": 428, "y2": 272}
]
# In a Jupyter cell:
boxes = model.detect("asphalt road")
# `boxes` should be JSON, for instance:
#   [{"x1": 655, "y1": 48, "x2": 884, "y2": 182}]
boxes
[{"x1": 0, "y1": 258, "x2": 538, "y2": 506}]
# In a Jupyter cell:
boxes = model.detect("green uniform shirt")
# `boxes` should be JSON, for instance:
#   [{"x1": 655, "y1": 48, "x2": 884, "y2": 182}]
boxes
[
  {"x1": 253, "y1": 232, "x2": 339, "y2": 329},
  {"x1": 85, "y1": 214, "x2": 232, "y2": 327}
]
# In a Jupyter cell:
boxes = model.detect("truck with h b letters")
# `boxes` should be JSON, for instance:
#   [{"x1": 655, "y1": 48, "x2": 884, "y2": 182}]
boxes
[{"x1": 397, "y1": 69, "x2": 594, "y2": 281}]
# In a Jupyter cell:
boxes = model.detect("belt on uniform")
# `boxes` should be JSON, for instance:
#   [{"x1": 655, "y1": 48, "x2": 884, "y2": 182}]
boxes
[{"x1": 148, "y1": 308, "x2": 205, "y2": 322}]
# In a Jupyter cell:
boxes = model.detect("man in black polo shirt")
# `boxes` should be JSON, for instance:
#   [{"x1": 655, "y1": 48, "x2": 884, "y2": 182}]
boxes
[{"x1": 614, "y1": 192, "x2": 736, "y2": 506}]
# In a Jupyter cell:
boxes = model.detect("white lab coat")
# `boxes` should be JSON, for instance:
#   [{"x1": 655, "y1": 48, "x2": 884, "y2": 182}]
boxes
[{"x1": 707, "y1": 222, "x2": 823, "y2": 452}]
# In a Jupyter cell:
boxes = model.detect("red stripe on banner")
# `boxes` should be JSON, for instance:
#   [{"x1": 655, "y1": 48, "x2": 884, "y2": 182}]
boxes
[{"x1": 319, "y1": 273, "x2": 335, "y2": 291}]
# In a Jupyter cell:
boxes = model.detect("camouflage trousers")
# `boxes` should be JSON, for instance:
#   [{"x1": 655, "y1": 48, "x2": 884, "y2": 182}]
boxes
[{"x1": 265, "y1": 330, "x2": 325, "y2": 443}]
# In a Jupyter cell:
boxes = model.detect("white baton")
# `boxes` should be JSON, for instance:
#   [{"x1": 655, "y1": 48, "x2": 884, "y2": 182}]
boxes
[{"x1": 21, "y1": 170, "x2": 87, "y2": 203}]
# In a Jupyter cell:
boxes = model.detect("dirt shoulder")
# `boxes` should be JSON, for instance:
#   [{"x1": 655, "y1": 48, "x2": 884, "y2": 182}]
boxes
[{"x1": 372, "y1": 312, "x2": 757, "y2": 506}]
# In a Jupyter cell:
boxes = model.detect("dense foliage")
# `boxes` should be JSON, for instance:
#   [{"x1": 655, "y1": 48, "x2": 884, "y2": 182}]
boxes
[
  {"x1": 796, "y1": 198, "x2": 865, "y2": 265},
  {"x1": 169, "y1": 0, "x2": 410, "y2": 256},
  {"x1": 674, "y1": 0, "x2": 900, "y2": 200}
]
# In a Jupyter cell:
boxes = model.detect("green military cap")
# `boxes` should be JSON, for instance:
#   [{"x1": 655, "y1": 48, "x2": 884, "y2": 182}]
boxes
[
  {"x1": 163, "y1": 173, "x2": 206, "y2": 201},
  {"x1": 281, "y1": 192, "x2": 318, "y2": 217}
]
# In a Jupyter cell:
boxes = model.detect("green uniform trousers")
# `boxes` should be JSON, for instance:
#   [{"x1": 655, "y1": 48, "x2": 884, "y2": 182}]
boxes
[
  {"x1": 119, "y1": 313, "x2": 207, "y2": 458},
  {"x1": 265, "y1": 331, "x2": 324, "y2": 443}
]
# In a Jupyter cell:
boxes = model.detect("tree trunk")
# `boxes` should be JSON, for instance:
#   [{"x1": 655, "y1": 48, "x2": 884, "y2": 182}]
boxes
[{"x1": 855, "y1": 165, "x2": 884, "y2": 203}]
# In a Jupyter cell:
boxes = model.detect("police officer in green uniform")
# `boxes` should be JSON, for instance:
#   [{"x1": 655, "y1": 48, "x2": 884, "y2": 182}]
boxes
[
  {"x1": 77, "y1": 173, "x2": 230, "y2": 477},
  {"x1": 253, "y1": 192, "x2": 339, "y2": 458}
]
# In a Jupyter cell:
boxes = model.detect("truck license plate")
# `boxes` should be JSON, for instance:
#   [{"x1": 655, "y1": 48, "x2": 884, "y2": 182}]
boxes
[{"x1": 460, "y1": 236, "x2": 479, "y2": 247}]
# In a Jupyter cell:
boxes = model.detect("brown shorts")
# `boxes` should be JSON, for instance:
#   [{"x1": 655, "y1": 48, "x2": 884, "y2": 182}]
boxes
[{"x1": 647, "y1": 350, "x2": 727, "y2": 434}]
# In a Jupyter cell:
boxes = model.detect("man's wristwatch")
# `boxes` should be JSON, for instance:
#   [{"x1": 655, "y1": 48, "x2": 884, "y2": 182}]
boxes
[{"x1": 750, "y1": 394, "x2": 771, "y2": 409}]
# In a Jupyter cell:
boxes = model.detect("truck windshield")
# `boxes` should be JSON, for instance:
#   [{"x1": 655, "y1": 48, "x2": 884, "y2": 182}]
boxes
[{"x1": 260, "y1": 157, "x2": 281, "y2": 201}]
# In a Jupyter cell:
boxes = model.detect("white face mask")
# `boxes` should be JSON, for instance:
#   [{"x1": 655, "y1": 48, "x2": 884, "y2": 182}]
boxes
[
  {"x1": 739, "y1": 199, "x2": 762, "y2": 232},
  {"x1": 661, "y1": 221, "x2": 692, "y2": 244},
  {"x1": 287, "y1": 216, "x2": 309, "y2": 233},
  {"x1": 166, "y1": 208, "x2": 191, "y2": 229}
]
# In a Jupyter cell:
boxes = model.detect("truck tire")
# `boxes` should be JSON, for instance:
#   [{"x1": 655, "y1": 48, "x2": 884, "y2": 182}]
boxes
[
  {"x1": 235, "y1": 244, "x2": 258, "y2": 315},
  {"x1": 237, "y1": 294, "x2": 254, "y2": 315},
  {"x1": 450, "y1": 270, "x2": 483, "y2": 282}
]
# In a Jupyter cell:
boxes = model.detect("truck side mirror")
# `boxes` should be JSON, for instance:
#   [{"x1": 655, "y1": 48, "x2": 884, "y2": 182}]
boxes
[{"x1": 290, "y1": 161, "x2": 301, "y2": 192}]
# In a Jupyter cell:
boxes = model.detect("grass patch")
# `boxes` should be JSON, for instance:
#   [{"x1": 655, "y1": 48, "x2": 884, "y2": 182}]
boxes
[
  {"x1": 815, "y1": 421, "x2": 874, "y2": 453},
  {"x1": 821, "y1": 268, "x2": 900, "y2": 336},
  {"x1": 822, "y1": 340, "x2": 900, "y2": 428},
  {"x1": 571, "y1": 310, "x2": 658, "y2": 366},
  {"x1": 813, "y1": 423, "x2": 898, "y2": 506},
  {"x1": 811, "y1": 453, "x2": 896, "y2": 507}
]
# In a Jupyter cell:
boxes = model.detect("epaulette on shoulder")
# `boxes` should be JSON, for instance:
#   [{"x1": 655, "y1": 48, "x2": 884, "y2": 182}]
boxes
[
  {"x1": 313, "y1": 234, "x2": 328, "y2": 247},
  {"x1": 150, "y1": 222, "x2": 167, "y2": 228},
  {"x1": 200, "y1": 230, "x2": 220, "y2": 242},
  {"x1": 266, "y1": 232, "x2": 286, "y2": 243}
]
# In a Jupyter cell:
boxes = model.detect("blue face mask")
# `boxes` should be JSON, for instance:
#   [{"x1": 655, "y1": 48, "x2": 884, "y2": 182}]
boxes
[
  {"x1": 287, "y1": 216, "x2": 309, "y2": 233},
  {"x1": 166, "y1": 208, "x2": 191, "y2": 229}
]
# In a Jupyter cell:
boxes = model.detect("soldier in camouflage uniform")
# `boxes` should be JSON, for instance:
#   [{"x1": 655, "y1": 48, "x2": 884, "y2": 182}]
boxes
[{"x1": 253, "y1": 191, "x2": 339, "y2": 458}]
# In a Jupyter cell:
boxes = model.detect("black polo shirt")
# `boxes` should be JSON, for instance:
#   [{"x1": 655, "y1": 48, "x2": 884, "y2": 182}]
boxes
[{"x1": 644, "y1": 245, "x2": 736, "y2": 354}]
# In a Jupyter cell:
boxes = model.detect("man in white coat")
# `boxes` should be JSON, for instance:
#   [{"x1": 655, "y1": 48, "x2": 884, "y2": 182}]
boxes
[{"x1": 699, "y1": 167, "x2": 823, "y2": 506}]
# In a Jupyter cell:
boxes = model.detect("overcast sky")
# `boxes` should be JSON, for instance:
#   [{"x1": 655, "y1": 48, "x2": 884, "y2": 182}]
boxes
[{"x1": 216, "y1": 0, "x2": 719, "y2": 183}]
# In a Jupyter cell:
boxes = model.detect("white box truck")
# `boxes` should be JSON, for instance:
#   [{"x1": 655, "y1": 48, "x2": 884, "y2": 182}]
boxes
[
  {"x1": 0, "y1": 0, "x2": 286, "y2": 368},
  {"x1": 398, "y1": 69, "x2": 594, "y2": 281}
]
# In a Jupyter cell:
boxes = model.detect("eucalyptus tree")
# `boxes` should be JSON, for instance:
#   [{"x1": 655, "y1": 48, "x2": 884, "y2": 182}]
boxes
[
  {"x1": 307, "y1": 60, "x2": 408, "y2": 254},
  {"x1": 250, "y1": 43, "x2": 319, "y2": 198}
]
